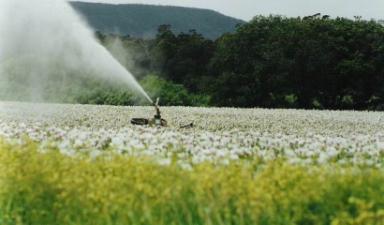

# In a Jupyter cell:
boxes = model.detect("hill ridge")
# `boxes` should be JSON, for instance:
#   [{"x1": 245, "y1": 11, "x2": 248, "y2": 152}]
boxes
[{"x1": 70, "y1": 1, "x2": 245, "y2": 39}]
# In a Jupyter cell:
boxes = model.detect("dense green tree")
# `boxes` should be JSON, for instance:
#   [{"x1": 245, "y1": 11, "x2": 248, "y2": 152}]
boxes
[
  {"x1": 89, "y1": 17, "x2": 384, "y2": 109},
  {"x1": 153, "y1": 26, "x2": 215, "y2": 92},
  {"x1": 140, "y1": 75, "x2": 210, "y2": 106},
  {"x1": 209, "y1": 16, "x2": 384, "y2": 109}
]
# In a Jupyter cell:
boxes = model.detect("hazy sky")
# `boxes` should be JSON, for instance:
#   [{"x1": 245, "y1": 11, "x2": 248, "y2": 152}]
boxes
[{"x1": 79, "y1": 0, "x2": 384, "y2": 21}]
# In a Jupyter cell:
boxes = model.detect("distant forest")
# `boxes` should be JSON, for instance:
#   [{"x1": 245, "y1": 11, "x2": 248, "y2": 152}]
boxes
[{"x1": 92, "y1": 16, "x2": 384, "y2": 110}]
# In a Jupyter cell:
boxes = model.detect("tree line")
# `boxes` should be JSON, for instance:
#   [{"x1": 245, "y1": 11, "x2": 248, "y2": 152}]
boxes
[{"x1": 96, "y1": 15, "x2": 384, "y2": 110}]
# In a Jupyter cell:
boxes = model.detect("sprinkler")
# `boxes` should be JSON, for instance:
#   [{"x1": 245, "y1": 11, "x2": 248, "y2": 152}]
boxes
[
  {"x1": 131, "y1": 98, "x2": 193, "y2": 128},
  {"x1": 152, "y1": 98, "x2": 167, "y2": 127},
  {"x1": 131, "y1": 98, "x2": 167, "y2": 127}
]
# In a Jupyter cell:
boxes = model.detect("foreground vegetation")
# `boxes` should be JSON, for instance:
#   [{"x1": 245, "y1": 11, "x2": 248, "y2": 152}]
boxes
[
  {"x1": 1, "y1": 140, "x2": 384, "y2": 225},
  {"x1": 0, "y1": 102, "x2": 384, "y2": 224}
]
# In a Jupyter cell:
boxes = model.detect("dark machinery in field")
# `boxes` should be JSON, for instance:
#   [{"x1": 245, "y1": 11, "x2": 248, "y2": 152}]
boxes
[
  {"x1": 131, "y1": 98, "x2": 194, "y2": 128},
  {"x1": 131, "y1": 98, "x2": 167, "y2": 127}
]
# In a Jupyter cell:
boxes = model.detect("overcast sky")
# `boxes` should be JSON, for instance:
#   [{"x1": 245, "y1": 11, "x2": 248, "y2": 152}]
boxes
[{"x1": 78, "y1": 0, "x2": 384, "y2": 21}]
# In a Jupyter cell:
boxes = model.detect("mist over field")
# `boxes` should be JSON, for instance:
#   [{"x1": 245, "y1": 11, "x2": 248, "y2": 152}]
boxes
[{"x1": 0, "y1": 0, "x2": 151, "y2": 103}]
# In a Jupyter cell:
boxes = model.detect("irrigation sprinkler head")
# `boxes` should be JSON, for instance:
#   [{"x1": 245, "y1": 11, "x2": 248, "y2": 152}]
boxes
[
  {"x1": 131, "y1": 97, "x2": 167, "y2": 127},
  {"x1": 153, "y1": 98, "x2": 166, "y2": 127}
]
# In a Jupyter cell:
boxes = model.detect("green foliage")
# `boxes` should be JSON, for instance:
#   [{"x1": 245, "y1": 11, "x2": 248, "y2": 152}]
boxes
[
  {"x1": 140, "y1": 75, "x2": 210, "y2": 106},
  {"x1": 341, "y1": 95, "x2": 354, "y2": 108},
  {"x1": 209, "y1": 16, "x2": 384, "y2": 109},
  {"x1": 312, "y1": 98, "x2": 324, "y2": 109},
  {"x1": 284, "y1": 94, "x2": 299, "y2": 107},
  {"x1": 75, "y1": 86, "x2": 135, "y2": 106},
  {"x1": 107, "y1": 16, "x2": 384, "y2": 109},
  {"x1": 70, "y1": 14, "x2": 384, "y2": 110},
  {"x1": 153, "y1": 26, "x2": 216, "y2": 92},
  {"x1": 1, "y1": 140, "x2": 384, "y2": 224},
  {"x1": 4, "y1": 14, "x2": 384, "y2": 109}
]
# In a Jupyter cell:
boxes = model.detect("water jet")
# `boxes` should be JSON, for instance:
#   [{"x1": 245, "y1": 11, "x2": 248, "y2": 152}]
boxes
[{"x1": 0, "y1": 0, "x2": 153, "y2": 104}]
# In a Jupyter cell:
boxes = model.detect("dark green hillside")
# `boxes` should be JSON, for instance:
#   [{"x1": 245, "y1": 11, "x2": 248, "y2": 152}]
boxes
[{"x1": 70, "y1": 2, "x2": 245, "y2": 39}]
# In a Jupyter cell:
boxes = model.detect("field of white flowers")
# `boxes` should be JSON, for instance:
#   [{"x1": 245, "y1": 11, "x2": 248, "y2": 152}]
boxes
[
  {"x1": 1, "y1": 101, "x2": 384, "y2": 167},
  {"x1": 3, "y1": 101, "x2": 384, "y2": 225}
]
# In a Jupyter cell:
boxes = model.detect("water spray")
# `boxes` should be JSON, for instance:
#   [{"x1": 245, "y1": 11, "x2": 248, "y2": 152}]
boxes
[
  {"x1": 153, "y1": 98, "x2": 163, "y2": 126},
  {"x1": 0, "y1": 0, "x2": 153, "y2": 104}
]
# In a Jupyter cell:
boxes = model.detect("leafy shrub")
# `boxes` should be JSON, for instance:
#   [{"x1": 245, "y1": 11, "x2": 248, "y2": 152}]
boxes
[
  {"x1": 284, "y1": 94, "x2": 298, "y2": 107},
  {"x1": 140, "y1": 75, "x2": 210, "y2": 106}
]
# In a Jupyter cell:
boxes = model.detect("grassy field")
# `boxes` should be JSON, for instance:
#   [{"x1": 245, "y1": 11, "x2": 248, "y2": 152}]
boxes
[{"x1": 0, "y1": 101, "x2": 384, "y2": 224}]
